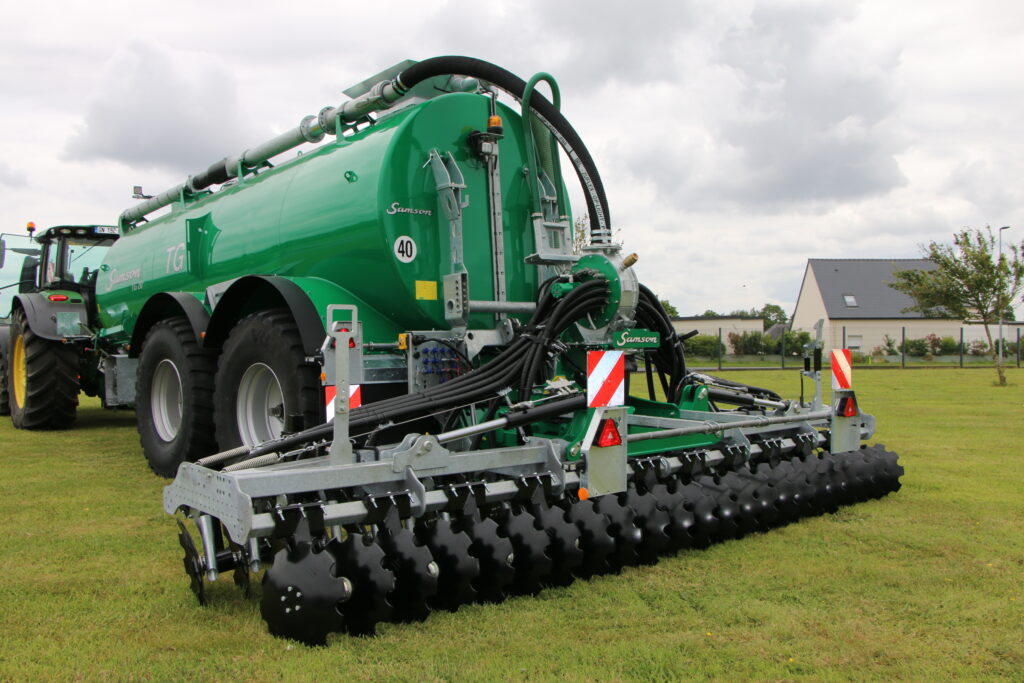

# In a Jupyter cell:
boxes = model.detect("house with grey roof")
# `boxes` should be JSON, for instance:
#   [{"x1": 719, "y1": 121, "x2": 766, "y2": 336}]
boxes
[{"x1": 791, "y1": 259, "x2": 961, "y2": 354}]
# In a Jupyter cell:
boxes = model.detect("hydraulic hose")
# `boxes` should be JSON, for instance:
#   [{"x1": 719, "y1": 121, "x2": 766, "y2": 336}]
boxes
[
  {"x1": 243, "y1": 278, "x2": 610, "y2": 460},
  {"x1": 396, "y1": 56, "x2": 612, "y2": 242}
]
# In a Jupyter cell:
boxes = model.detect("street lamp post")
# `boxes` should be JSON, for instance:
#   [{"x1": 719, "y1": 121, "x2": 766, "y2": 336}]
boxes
[{"x1": 998, "y1": 226, "x2": 1010, "y2": 364}]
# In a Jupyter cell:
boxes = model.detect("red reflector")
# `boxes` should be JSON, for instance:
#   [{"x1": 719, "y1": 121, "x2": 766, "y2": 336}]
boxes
[
  {"x1": 48, "y1": 294, "x2": 69, "y2": 302},
  {"x1": 842, "y1": 397, "x2": 858, "y2": 417},
  {"x1": 595, "y1": 418, "x2": 622, "y2": 447},
  {"x1": 339, "y1": 327, "x2": 356, "y2": 348}
]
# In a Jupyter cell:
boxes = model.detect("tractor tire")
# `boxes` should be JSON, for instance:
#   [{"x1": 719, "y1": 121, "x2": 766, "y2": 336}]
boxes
[
  {"x1": 136, "y1": 317, "x2": 218, "y2": 477},
  {"x1": 0, "y1": 339, "x2": 9, "y2": 416},
  {"x1": 7, "y1": 308, "x2": 78, "y2": 428},
  {"x1": 213, "y1": 309, "x2": 323, "y2": 450}
]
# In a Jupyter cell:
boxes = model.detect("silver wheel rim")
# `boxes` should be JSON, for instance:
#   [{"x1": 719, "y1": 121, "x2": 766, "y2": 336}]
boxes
[
  {"x1": 236, "y1": 363, "x2": 285, "y2": 447},
  {"x1": 152, "y1": 359, "x2": 184, "y2": 441}
]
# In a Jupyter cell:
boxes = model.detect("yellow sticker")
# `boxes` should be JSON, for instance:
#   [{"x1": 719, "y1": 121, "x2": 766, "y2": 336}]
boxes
[{"x1": 415, "y1": 280, "x2": 438, "y2": 300}]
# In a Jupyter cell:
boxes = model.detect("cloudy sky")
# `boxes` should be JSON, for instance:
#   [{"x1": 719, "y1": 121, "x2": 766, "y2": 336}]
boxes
[{"x1": 1, "y1": 0, "x2": 1022, "y2": 317}]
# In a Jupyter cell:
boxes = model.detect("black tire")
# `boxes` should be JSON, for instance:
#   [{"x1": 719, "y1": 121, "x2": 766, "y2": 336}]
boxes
[
  {"x1": 136, "y1": 317, "x2": 217, "y2": 477},
  {"x1": 0, "y1": 337, "x2": 10, "y2": 417},
  {"x1": 8, "y1": 308, "x2": 78, "y2": 428},
  {"x1": 213, "y1": 309, "x2": 323, "y2": 450}
]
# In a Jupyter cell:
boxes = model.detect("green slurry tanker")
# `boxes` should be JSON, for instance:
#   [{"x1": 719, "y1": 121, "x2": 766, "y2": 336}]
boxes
[{"x1": 0, "y1": 57, "x2": 902, "y2": 644}]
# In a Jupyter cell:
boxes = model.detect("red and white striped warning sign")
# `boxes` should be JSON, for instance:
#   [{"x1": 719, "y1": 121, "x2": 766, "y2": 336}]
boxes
[
  {"x1": 324, "y1": 384, "x2": 362, "y2": 422},
  {"x1": 587, "y1": 350, "x2": 625, "y2": 408},
  {"x1": 831, "y1": 349, "x2": 852, "y2": 390}
]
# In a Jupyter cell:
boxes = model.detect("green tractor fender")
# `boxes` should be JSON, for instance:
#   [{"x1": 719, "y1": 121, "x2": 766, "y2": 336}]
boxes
[{"x1": 10, "y1": 292, "x2": 91, "y2": 341}]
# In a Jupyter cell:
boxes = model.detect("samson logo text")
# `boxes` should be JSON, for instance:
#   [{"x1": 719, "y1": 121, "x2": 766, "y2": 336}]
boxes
[
  {"x1": 105, "y1": 267, "x2": 143, "y2": 293},
  {"x1": 617, "y1": 335, "x2": 659, "y2": 345},
  {"x1": 387, "y1": 202, "x2": 432, "y2": 216}
]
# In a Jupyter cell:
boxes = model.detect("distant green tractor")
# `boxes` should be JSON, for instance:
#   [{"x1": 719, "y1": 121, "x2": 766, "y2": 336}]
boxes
[{"x1": 0, "y1": 223, "x2": 119, "y2": 426}]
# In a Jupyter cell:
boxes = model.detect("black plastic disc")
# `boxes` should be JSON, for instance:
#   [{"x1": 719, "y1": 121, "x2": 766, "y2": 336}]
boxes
[
  {"x1": 624, "y1": 484, "x2": 673, "y2": 563},
  {"x1": 415, "y1": 516, "x2": 479, "y2": 611},
  {"x1": 495, "y1": 505, "x2": 553, "y2": 596},
  {"x1": 328, "y1": 531, "x2": 395, "y2": 636},
  {"x1": 593, "y1": 493, "x2": 642, "y2": 571},
  {"x1": 175, "y1": 519, "x2": 207, "y2": 606},
  {"x1": 529, "y1": 499, "x2": 583, "y2": 587},
  {"x1": 260, "y1": 540, "x2": 347, "y2": 646},
  {"x1": 459, "y1": 511, "x2": 515, "y2": 603},
  {"x1": 562, "y1": 497, "x2": 615, "y2": 579},
  {"x1": 378, "y1": 523, "x2": 438, "y2": 622}
]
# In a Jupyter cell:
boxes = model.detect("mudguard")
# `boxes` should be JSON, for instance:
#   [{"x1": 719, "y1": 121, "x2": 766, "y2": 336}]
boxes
[
  {"x1": 203, "y1": 275, "x2": 396, "y2": 356},
  {"x1": 12, "y1": 293, "x2": 90, "y2": 341},
  {"x1": 129, "y1": 292, "x2": 210, "y2": 356}
]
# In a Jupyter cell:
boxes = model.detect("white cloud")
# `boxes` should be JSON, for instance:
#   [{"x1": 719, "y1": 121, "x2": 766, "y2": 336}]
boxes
[
  {"x1": 63, "y1": 42, "x2": 257, "y2": 174},
  {"x1": 0, "y1": 0, "x2": 1021, "y2": 318},
  {"x1": 0, "y1": 161, "x2": 27, "y2": 188}
]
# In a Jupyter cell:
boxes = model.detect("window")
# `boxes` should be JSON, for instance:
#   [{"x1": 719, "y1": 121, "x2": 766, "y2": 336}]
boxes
[
  {"x1": 843, "y1": 294, "x2": 858, "y2": 307},
  {"x1": 847, "y1": 335, "x2": 863, "y2": 351}
]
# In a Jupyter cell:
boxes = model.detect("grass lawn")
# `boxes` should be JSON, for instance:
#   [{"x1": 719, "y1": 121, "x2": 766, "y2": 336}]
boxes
[{"x1": 1, "y1": 369, "x2": 1021, "y2": 680}]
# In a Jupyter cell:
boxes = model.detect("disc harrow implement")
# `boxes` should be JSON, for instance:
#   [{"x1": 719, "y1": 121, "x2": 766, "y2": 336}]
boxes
[{"x1": 156, "y1": 56, "x2": 904, "y2": 645}]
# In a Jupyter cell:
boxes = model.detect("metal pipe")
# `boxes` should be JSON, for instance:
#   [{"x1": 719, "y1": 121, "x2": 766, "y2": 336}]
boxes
[
  {"x1": 626, "y1": 409, "x2": 831, "y2": 443},
  {"x1": 469, "y1": 300, "x2": 537, "y2": 314},
  {"x1": 120, "y1": 78, "x2": 412, "y2": 226}
]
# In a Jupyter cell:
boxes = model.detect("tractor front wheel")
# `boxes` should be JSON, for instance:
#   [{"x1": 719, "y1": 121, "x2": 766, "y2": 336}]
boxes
[
  {"x1": 136, "y1": 317, "x2": 217, "y2": 477},
  {"x1": 7, "y1": 308, "x2": 78, "y2": 429}
]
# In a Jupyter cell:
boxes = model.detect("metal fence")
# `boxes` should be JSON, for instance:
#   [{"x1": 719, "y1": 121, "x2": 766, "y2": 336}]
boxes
[{"x1": 682, "y1": 326, "x2": 1023, "y2": 371}]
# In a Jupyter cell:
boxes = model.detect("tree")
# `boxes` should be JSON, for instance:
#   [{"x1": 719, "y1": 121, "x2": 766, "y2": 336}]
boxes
[
  {"x1": 659, "y1": 299, "x2": 679, "y2": 317},
  {"x1": 696, "y1": 309, "x2": 720, "y2": 318},
  {"x1": 890, "y1": 228, "x2": 1023, "y2": 386},
  {"x1": 758, "y1": 303, "x2": 788, "y2": 330}
]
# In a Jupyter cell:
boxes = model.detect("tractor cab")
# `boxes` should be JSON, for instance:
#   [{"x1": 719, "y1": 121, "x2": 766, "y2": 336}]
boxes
[{"x1": 0, "y1": 224, "x2": 119, "y2": 318}]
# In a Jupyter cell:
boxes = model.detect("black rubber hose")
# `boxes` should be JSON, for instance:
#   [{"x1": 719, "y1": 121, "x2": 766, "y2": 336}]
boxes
[
  {"x1": 247, "y1": 280, "x2": 607, "y2": 458},
  {"x1": 398, "y1": 56, "x2": 611, "y2": 241}
]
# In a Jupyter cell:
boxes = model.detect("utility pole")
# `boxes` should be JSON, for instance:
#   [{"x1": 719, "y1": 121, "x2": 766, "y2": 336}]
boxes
[{"x1": 998, "y1": 226, "x2": 1010, "y2": 364}]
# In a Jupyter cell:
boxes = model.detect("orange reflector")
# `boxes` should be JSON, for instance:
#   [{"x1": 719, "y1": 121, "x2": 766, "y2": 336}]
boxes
[
  {"x1": 595, "y1": 418, "x2": 622, "y2": 447},
  {"x1": 578, "y1": 487, "x2": 590, "y2": 501},
  {"x1": 47, "y1": 294, "x2": 69, "y2": 302},
  {"x1": 488, "y1": 115, "x2": 502, "y2": 128}
]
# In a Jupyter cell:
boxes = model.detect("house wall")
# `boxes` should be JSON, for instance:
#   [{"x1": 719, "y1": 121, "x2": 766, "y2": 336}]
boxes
[
  {"x1": 671, "y1": 318, "x2": 764, "y2": 338},
  {"x1": 790, "y1": 264, "x2": 828, "y2": 335},
  {"x1": 825, "y1": 319, "x2": 961, "y2": 353}
]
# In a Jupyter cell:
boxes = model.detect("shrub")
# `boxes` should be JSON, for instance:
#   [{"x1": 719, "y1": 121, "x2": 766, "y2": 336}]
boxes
[
  {"x1": 728, "y1": 331, "x2": 769, "y2": 355},
  {"x1": 684, "y1": 334, "x2": 725, "y2": 357},
  {"x1": 780, "y1": 330, "x2": 812, "y2": 355},
  {"x1": 850, "y1": 351, "x2": 868, "y2": 364},
  {"x1": 900, "y1": 338, "x2": 930, "y2": 357},
  {"x1": 881, "y1": 334, "x2": 898, "y2": 355},
  {"x1": 925, "y1": 334, "x2": 943, "y2": 354},
  {"x1": 969, "y1": 339, "x2": 988, "y2": 356},
  {"x1": 938, "y1": 336, "x2": 961, "y2": 355}
]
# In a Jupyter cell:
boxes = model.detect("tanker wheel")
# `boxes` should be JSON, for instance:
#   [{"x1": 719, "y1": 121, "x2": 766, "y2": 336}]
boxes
[
  {"x1": 7, "y1": 308, "x2": 78, "y2": 429},
  {"x1": 136, "y1": 317, "x2": 218, "y2": 477},
  {"x1": 213, "y1": 309, "x2": 323, "y2": 450}
]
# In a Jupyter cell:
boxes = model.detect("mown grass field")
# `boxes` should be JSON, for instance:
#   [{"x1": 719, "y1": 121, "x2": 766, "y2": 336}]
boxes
[{"x1": 1, "y1": 369, "x2": 1021, "y2": 681}]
